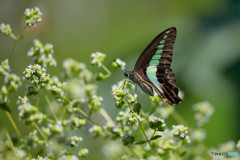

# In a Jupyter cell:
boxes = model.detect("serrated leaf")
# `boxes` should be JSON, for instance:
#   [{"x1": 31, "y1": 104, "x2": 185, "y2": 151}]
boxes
[
  {"x1": 0, "y1": 103, "x2": 11, "y2": 112},
  {"x1": 134, "y1": 140, "x2": 147, "y2": 145},
  {"x1": 150, "y1": 135, "x2": 162, "y2": 141}
]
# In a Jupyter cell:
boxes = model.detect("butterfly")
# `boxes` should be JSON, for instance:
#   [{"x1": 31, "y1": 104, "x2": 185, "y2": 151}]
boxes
[{"x1": 124, "y1": 27, "x2": 181, "y2": 105}]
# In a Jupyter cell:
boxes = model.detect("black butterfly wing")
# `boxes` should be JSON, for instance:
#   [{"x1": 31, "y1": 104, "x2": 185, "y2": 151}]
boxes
[
  {"x1": 134, "y1": 27, "x2": 181, "y2": 105},
  {"x1": 134, "y1": 27, "x2": 176, "y2": 70}
]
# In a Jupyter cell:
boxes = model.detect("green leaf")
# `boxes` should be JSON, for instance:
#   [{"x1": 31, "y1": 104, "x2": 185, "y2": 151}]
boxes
[
  {"x1": 133, "y1": 102, "x2": 141, "y2": 115},
  {"x1": 179, "y1": 151, "x2": 187, "y2": 157},
  {"x1": 134, "y1": 140, "x2": 147, "y2": 145},
  {"x1": 150, "y1": 135, "x2": 162, "y2": 141},
  {"x1": 0, "y1": 103, "x2": 11, "y2": 112}
]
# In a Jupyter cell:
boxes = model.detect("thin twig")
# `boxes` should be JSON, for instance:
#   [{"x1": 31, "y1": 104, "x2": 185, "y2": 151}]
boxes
[
  {"x1": 0, "y1": 119, "x2": 19, "y2": 160},
  {"x1": 5, "y1": 111, "x2": 22, "y2": 138}
]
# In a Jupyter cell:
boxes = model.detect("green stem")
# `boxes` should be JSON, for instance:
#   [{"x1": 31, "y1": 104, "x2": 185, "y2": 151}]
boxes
[
  {"x1": 150, "y1": 130, "x2": 156, "y2": 139},
  {"x1": 169, "y1": 150, "x2": 177, "y2": 160},
  {"x1": 171, "y1": 110, "x2": 189, "y2": 127},
  {"x1": 5, "y1": 111, "x2": 22, "y2": 138},
  {"x1": 46, "y1": 118, "x2": 54, "y2": 123},
  {"x1": 63, "y1": 97, "x2": 99, "y2": 125},
  {"x1": 8, "y1": 38, "x2": 17, "y2": 65},
  {"x1": 8, "y1": 25, "x2": 27, "y2": 65},
  {"x1": 99, "y1": 108, "x2": 115, "y2": 126},
  {"x1": 6, "y1": 154, "x2": 15, "y2": 160},
  {"x1": 33, "y1": 122, "x2": 47, "y2": 140},
  {"x1": 0, "y1": 119, "x2": 19, "y2": 160},
  {"x1": 126, "y1": 101, "x2": 162, "y2": 160},
  {"x1": 102, "y1": 64, "x2": 111, "y2": 75},
  {"x1": 76, "y1": 108, "x2": 89, "y2": 118},
  {"x1": 45, "y1": 94, "x2": 58, "y2": 121},
  {"x1": 36, "y1": 85, "x2": 40, "y2": 107},
  {"x1": 90, "y1": 107, "x2": 144, "y2": 158},
  {"x1": 18, "y1": 25, "x2": 27, "y2": 36}
]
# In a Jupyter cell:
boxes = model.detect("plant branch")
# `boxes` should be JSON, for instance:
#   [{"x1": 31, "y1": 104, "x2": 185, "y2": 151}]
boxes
[
  {"x1": 0, "y1": 119, "x2": 19, "y2": 160},
  {"x1": 5, "y1": 111, "x2": 22, "y2": 138},
  {"x1": 125, "y1": 101, "x2": 162, "y2": 160},
  {"x1": 45, "y1": 94, "x2": 58, "y2": 121}
]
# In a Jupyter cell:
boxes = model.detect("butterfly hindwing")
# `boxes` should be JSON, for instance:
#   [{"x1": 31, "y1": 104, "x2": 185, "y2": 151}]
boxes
[{"x1": 134, "y1": 27, "x2": 181, "y2": 105}]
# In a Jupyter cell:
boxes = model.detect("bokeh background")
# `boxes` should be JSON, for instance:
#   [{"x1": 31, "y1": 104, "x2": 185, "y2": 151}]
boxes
[{"x1": 0, "y1": 0, "x2": 240, "y2": 159}]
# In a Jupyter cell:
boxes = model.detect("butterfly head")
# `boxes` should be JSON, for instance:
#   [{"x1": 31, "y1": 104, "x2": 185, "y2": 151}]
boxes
[
  {"x1": 124, "y1": 71, "x2": 130, "y2": 78},
  {"x1": 124, "y1": 71, "x2": 136, "y2": 83}
]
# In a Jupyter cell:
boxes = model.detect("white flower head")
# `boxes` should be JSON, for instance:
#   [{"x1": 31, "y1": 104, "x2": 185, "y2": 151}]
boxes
[{"x1": 91, "y1": 52, "x2": 106, "y2": 67}]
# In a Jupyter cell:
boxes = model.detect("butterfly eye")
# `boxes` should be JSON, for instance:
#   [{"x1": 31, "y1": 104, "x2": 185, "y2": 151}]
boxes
[{"x1": 124, "y1": 72, "x2": 129, "y2": 77}]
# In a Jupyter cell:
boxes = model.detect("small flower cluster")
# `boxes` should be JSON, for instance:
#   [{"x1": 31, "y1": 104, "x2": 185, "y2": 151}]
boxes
[
  {"x1": 24, "y1": 7, "x2": 42, "y2": 26},
  {"x1": 112, "y1": 80, "x2": 135, "y2": 108},
  {"x1": 0, "y1": 59, "x2": 10, "y2": 75},
  {"x1": 23, "y1": 64, "x2": 50, "y2": 87},
  {"x1": 0, "y1": 23, "x2": 12, "y2": 36},
  {"x1": 88, "y1": 95, "x2": 103, "y2": 112},
  {"x1": 190, "y1": 128, "x2": 206, "y2": 142},
  {"x1": 48, "y1": 121, "x2": 64, "y2": 134},
  {"x1": 116, "y1": 111, "x2": 137, "y2": 126},
  {"x1": 112, "y1": 58, "x2": 126, "y2": 70},
  {"x1": 0, "y1": 59, "x2": 21, "y2": 105},
  {"x1": 28, "y1": 40, "x2": 56, "y2": 67},
  {"x1": 237, "y1": 140, "x2": 240, "y2": 150},
  {"x1": 22, "y1": 130, "x2": 45, "y2": 148},
  {"x1": 193, "y1": 101, "x2": 214, "y2": 126},
  {"x1": 91, "y1": 52, "x2": 106, "y2": 67},
  {"x1": 171, "y1": 124, "x2": 190, "y2": 143},
  {"x1": 62, "y1": 58, "x2": 93, "y2": 82},
  {"x1": 218, "y1": 140, "x2": 236, "y2": 153},
  {"x1": 105, "y1": 125, "x2": 125, "y2": 139},
  {"x1": 70, "y1": 136, "x2": 83, "y2": 147},
  {"x1": 89, "y1": 125, "x2": 103, "y2": 137},
  {"x1": 70, "y1": 116, "x2": 87, "y2": 129},
  {"x1": 3, "y1": 73, "x2": 21, "y2": 92},
  {"x1": 17, "y1": 96, "x2": 47, "y2": 124},
  {"x1": 46, "y1": 76, "x2": 64, "y2": 98},
  {"x1": 127, "y1": 93, "x2": 138, "y2": 105},
  {"x1": 148, "y1": 116, "x2": 166, "y2": 132},
  {"x1": 78, "y1": 148, "x2": 89, "y2": 158},
  {"x1": 112, "y1": 81, "x2": 127, "y2": 107}
]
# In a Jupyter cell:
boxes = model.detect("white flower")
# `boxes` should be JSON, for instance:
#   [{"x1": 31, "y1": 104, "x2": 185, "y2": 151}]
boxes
[
  {"x1": 114, "y1": 58, "x2": 126, "y2": 70},
  {"x1": 91, "y1": 52, "x2": 106, "y2": 67},
  {"x1": 0, "y1": 23, "x2": 12, "y2": 36},
  {"x1": 193, "y1": 101, "x2": 214, "y2": 126},
  {"x1": 171, "y1": 124, "x2": 188, "y2": 139},
  {"x1": 24, "y1": 7, "x2": 42, "y2": 26}
]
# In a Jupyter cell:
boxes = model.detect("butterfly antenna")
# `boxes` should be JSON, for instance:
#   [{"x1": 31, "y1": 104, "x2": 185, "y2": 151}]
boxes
[{"x1": 113, "y1": 59, "x2": 127, "y2": 72}]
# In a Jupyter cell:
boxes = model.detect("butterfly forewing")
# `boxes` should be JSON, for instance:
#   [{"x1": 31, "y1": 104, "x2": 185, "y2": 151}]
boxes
[
  {"x1": 133, "y1": 27, "x2": 181, "y2": 105},
  {"x1": 134, "y1": 27, "x2": 176, "y2": 71}
]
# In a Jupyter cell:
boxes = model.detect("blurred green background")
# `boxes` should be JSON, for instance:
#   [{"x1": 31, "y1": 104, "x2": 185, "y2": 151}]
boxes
[{"x1": 0, "y1": 0, "x2": 240, "y2": 159}]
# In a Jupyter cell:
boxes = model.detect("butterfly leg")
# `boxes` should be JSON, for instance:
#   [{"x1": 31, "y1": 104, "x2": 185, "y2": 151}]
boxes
[
  {"x1": 120, "y1": 80, "x2": 127, "y2": 89},
  {"x1": 120, "y1": 79, "x2": 133, "y2": 89}
]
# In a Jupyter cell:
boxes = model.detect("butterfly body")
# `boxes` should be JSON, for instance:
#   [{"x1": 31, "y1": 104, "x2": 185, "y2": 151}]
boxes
[
  {"x1": 124, "y1": 27, "x2": 181, "y2": 105},
  {"x1": 124, "y1": 71, "x2": 154, "y2": 96}
]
